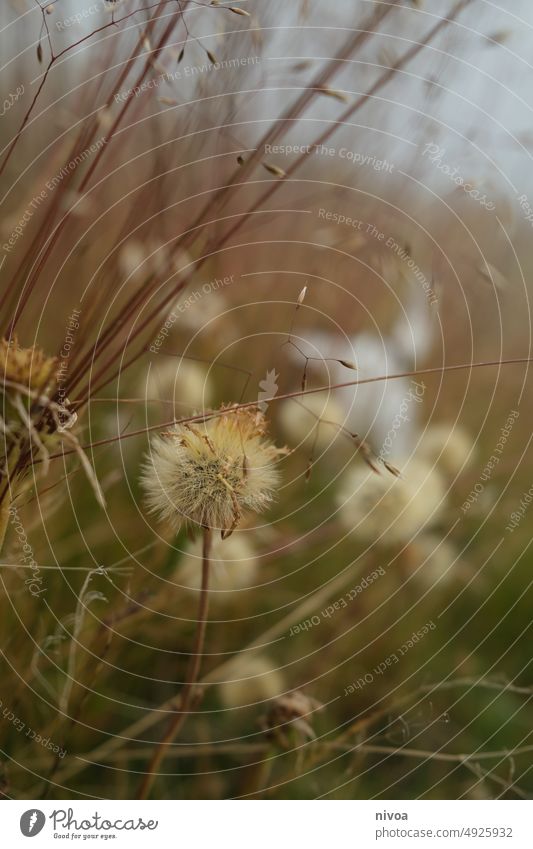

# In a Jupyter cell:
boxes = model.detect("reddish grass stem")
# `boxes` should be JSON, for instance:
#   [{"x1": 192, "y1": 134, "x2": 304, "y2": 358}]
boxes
[
  {"x1": 43, "y1": 355, "x2": 532, "y2": 462},
  {"x1": 137, "y1": 525, "x2": 212, "y2": 799},
  {"x1": 66, "y1": 0, "x2": 469, "y2": 399}
]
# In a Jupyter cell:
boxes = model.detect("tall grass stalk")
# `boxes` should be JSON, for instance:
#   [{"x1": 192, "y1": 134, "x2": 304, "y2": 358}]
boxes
[{"x1": 137, "y1": 526, "x2": 212, "y2": 799}]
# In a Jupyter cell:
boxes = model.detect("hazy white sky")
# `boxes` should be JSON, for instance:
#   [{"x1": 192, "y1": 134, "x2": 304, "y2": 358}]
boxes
[{"x1": 3, "y1": 0, "x2": 533, "y2": 195}]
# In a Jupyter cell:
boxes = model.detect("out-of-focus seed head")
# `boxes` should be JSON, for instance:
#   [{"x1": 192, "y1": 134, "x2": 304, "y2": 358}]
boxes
[{"x1": 260, "y1": 690, "x2": 324, "y2": 747}]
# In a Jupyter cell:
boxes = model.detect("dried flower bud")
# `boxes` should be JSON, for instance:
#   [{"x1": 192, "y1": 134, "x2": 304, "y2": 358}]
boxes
[{"x1": 260, "y1": 690, "x2": 323, "y2": 747}]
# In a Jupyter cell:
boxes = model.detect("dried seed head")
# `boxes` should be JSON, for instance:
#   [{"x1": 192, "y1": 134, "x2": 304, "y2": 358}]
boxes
[
  {"x1": 352, "y1": 434, "x2": 381, "y2": 474},
  {"x1": 297, "y1": 285, "x2": 307, "y2": 305},
  {"x1": 260, "y1": 690, "x2": 323, "y2": 746},
  {"x1": 0, "y1": 340, "x2": 104, "y2": 507},
  {"x1": 141, "y1": 406, "x2": 286, "y2": 534},
  {"x1": 262, "y1": 162, "x2": 286, "y2": 178},
  {"x1": 317, "y1": 85, "x2": 349, "y2": 103},
  {"x1": 0, "y1": 337, "x2": 56, "y2": 392},
  {"x1": 229, "y1": 6, "x2": 251, "y2": 17}
]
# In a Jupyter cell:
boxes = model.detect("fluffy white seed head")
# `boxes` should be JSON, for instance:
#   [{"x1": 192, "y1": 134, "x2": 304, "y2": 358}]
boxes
[
  {"x1": 409, "y1": 535, "x2": 459, "y2": 587},
  {"x1": 218, "y1": 655, "x2": 284, "y2": 708},
  {"x1": 143, "y1": 358, "x2": 212, "y2": 412},
  {"x1": 418, "y1": 424, "x2": 474, "y2": 478},
  {"x1": 141, "y1": 406, "x2": 285, "y2": 533},
  {"x1": 336, "y1": 457, "x2": 446, "y2": 545}
]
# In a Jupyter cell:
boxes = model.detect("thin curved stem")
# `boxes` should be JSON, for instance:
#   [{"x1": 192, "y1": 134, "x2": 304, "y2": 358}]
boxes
[
  {"x1": 43, "y1": 354, "x2": 533, "y2": 461},
  {"x1": 0, "y1": 492, "x2": 11, "y2": 555},
  {"x1": 0, "y1": 444, "x2": 21, "y2": 555},
  {"x1": 137, "y1": 525, "x2": 212, "y2": 799}
]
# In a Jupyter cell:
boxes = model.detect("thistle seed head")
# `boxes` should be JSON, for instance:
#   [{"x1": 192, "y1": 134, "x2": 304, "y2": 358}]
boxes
[
  {"x1": 0, "y1": 338, "x2": 92, "y2": 499},
  {"x1": 141, "y1": 406, "x2": 286, "y2": 534},
  {"x1": 0, "y1": 337, "x2": 56, "y2": 392}
]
